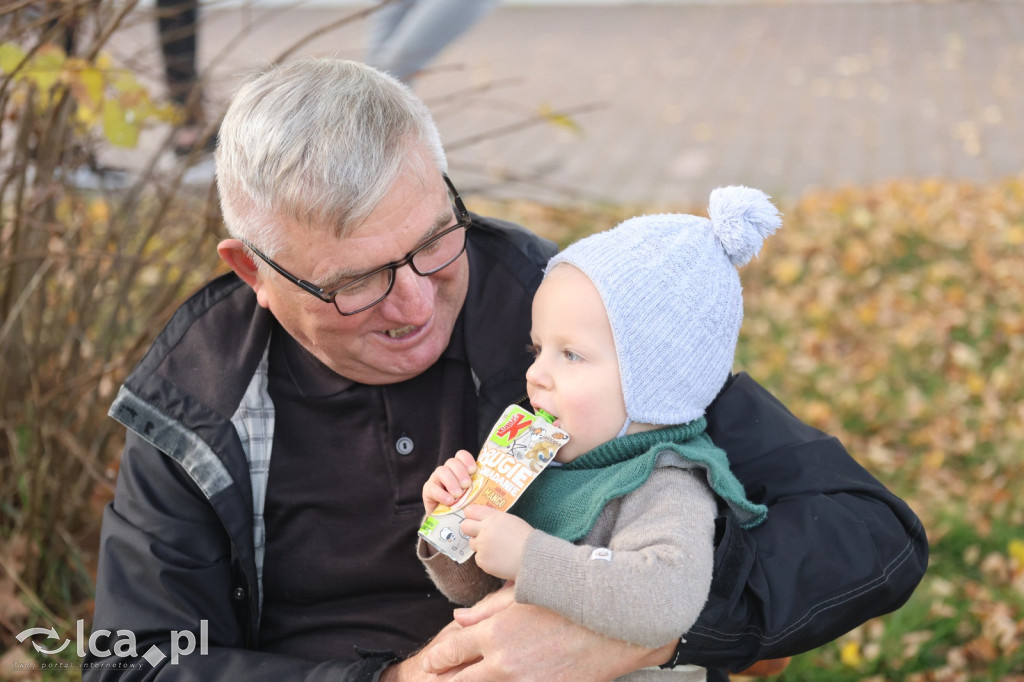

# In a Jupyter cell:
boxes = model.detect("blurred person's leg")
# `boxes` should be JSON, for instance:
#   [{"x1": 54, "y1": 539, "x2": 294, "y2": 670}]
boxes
[
  {"x1": 367, "y1": 0, "x2": 418, "y2": 60},
  {"x1": 156, "y1": 0, "x2": 208, "y2": 155},
  {"x1": 366, "y1": 0, "x2": 500, "y2": 83}
]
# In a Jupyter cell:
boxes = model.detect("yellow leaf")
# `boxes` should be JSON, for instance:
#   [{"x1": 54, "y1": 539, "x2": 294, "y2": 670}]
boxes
[
  {"x1": 856, "y1": 301, "x2": 878, "y2": 325},
  {"x1": 153, "y1": 102, "x2": 183, "y2": 124},
  {"x1": 111, "y1": 68, "x2": 145, "y2": 97},
  {"x1": 537, "y1": 104, "x2": 583, "y2": 135},
  {"x1": 75, "y1": 101, "x2": 100, "y2": 127},
  {"x1": 70, "y1": 64, "x2": 105, "y2": 109},
  {"x1": 841, "y1": 240, "x2": 871, "y2": 274},
  {"x1": 103, "y1": 99, "x2": 139, "y2": 147},
  {"x1": 803, "y1": 400, "x2": 834, "y2": 424},
  {"x1": 28, "y1": 44, "x2": 66, "y2": 92},
  {"x1": 1009, "y1": 539, "x2": 1024, "y2": 567},
  {"x1": 0, "y1": 42, "x2": 26, "y2": 75},
  {"x1": 88, "y1": 198, "x2": 110, "y2": 223},
  {"x1": 965, "y1": 372, "x2": 985, "y2": 396},
  {"x1": 924, "y1": 449, "x2": 945, "y2": 471},
  {"x1": 772, "y1": 256, "x2": 803, "y2": 284},
  {"x1": 840, "y1": 640, "x2": 863, "y2": 668}
]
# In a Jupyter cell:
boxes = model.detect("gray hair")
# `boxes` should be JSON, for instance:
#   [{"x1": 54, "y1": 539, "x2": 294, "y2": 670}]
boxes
[{"x1": 215, "y1": 57, "x2": 448, "y2": 257}]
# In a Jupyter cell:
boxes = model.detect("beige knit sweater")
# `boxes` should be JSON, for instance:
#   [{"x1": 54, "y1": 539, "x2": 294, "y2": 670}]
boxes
[{"x1": 418, "y1": 452, "x2": 717, "y2": 682}]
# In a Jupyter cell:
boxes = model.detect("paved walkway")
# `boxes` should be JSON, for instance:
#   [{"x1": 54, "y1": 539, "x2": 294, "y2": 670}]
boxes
[{"x1": 108, "y1": 1, "x2": 1024, "y2": 205}]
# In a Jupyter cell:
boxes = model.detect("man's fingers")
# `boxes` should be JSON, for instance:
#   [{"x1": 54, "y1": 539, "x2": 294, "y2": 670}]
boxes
[
  {"x1": 422, "y1": 625, "x2": 483, "y2": 675},
  {"x1": 451, "y1": 583, "x2": 514, "y2": 627}
]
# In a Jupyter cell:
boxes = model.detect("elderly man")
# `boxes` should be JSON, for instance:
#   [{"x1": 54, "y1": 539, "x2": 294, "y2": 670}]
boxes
[{"x1": 86, "y1": 58, "x2": 927, "y2": 681}]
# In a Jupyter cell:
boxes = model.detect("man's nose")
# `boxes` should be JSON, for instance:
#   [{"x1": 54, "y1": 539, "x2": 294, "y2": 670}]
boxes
[{"x1": 383, "y1": 264, "x2": 434, "y2": 318}]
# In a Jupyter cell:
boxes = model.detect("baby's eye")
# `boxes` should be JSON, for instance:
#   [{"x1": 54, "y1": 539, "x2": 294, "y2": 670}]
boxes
[
  {"x1": 526, "y1": 343, "x2": 540, "y2": 358},
  {"x1": 563, "y1": 349, "x2": 581, "y2": 362}
]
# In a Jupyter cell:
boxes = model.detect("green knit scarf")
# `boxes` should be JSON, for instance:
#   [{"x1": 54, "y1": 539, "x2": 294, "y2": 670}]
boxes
[{"x1": 511, "y1": 418, "x2": 768, "y2": 543}]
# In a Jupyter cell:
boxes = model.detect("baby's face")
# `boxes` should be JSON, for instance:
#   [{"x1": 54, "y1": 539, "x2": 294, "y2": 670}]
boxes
[{"x1": 526, "y1": 265, "x2": 627, "y2": 463}]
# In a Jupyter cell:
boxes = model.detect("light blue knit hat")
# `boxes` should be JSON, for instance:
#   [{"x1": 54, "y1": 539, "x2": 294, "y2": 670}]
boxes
[{"x1": 545, "y1": 186, "x2": 782, "y2": 426}]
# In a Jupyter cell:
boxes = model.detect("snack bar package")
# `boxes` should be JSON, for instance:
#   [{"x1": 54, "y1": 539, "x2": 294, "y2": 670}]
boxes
[{"x1": 418, "y1": 405, "x2": 570, "y2": 563}]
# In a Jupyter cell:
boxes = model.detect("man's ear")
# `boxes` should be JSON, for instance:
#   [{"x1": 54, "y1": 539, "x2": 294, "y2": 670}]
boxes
[
  {"x1": 218, "y1": 239, "x2": 268, "y2": 307},
  {"x1": 218, "y1": 239, "x2": 259, "y2": 287}
]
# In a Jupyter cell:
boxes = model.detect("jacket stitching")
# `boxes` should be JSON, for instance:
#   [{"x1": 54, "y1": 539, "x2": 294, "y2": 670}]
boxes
[{"x1": 688, "y1": 528, "x2": 921, "y2": 644}]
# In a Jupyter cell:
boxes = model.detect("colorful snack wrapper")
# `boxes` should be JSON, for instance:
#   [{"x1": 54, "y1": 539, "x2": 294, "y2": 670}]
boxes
[{"x1": 418, "y1": 404, "x2": 570, "y2": 563}]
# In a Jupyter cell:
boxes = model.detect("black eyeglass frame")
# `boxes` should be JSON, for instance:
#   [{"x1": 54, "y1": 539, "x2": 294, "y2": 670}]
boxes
[{"x1": 243, "y1": 175, "x2": 472, "y2": 316}]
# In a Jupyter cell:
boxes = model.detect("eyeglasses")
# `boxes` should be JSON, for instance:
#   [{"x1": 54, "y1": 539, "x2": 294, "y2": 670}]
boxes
[{"x1": 244, "y1": 175, "x2": 472, "y2": 316}]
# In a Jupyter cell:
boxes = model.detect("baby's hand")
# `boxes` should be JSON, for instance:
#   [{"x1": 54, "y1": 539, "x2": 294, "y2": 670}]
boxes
[
  {"x1": 460, "y1": 505, "x2": 533, "y2": 581},
  {"x1": 422, "y1": 449, "x2": 478, "y2": 515}
]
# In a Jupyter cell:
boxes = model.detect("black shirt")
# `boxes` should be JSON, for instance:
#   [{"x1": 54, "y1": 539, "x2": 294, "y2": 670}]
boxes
[{"x1": 259, "y1": 318, "x2": 479, "y2": 661}]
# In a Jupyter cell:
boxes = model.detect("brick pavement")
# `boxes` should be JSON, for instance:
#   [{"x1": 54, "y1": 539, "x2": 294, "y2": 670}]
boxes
[{"x1": 108, "y1": 1, "x2": 1024, "y2": 205}]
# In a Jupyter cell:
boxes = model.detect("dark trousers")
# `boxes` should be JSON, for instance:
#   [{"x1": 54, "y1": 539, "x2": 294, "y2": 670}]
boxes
[{"x1": 156, "y1": 0, "x2": 200, "y2": 119}]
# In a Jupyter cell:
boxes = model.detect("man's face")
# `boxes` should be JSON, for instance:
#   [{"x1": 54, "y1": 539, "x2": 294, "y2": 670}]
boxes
[{"x1": 252, "y1": 167, "x2": 469, "y2": 385}]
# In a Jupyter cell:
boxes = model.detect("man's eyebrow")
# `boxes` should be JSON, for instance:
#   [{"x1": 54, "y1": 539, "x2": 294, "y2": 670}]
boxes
[{"x1": 317, "y1": 206, "x2": 456, "y2": 291}]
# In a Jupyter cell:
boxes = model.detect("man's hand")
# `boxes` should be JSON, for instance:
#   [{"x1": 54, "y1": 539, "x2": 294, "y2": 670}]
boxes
[
  {"x1": 420, "y1": 586, "x2": 676, "y2": 682},
  {"x1": 459, "y1": 505, "x2": 532, "y2": 580},
  {"x1": 379, "y1": 657, "x2": 455, "y2": 682},
  {"x1": 380, "y1": 621, "x2": 466, "y2": 682}
]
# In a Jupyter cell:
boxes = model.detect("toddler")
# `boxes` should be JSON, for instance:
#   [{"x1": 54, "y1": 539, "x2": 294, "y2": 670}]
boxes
[{"x1": 419, "y1": 186, "x2": 781, "y2": 681}]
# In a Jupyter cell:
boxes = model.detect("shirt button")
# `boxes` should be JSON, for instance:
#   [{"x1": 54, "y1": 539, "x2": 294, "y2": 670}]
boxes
[{"x1": 396, "y1": 436, "x2": 415, "y2": 455}]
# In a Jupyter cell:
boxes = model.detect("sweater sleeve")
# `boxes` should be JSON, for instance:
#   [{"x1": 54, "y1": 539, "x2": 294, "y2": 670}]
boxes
[
  {"x1": 513, "y1": 467, "x2": 717, "y2": 648},
  {"x1": 417, "y1": 538, "x2": 505, "y2": 606}
]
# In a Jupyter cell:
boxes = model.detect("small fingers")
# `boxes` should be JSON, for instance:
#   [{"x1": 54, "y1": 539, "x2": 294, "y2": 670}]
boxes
[
  {"x1": 462, "y1": 504, "x2": 500, "y2": 521},
  {"x1": 453, "y1": 449, "x2": 478, "y2": 474},
  {"x1": 460, "y1": 517, "x2": 480, "y2": 539},
  {"x1": 432, "y1": 467, "x2": 470, "y2": 506}
]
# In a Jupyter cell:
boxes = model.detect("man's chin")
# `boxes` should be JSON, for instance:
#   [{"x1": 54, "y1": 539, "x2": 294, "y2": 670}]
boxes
[{"x1": 357, "y1": 333, "x2": 448, "y2": 384}]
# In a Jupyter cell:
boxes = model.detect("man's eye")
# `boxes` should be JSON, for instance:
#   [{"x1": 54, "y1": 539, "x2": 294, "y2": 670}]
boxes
[
  {"x1": 334, "y1": 270, "x2": 386, "y2": 296},
  {"x1": 342, "y1": 279, "x2": 371, "y2": 293},
  {"x1": 419, "y1": 238, "x2": 443, "y2": 254}
]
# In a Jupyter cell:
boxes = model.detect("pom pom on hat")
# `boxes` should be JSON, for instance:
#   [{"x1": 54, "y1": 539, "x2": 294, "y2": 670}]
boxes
[
  {"x1": 544, "y1": 186, "x2": 781, "y2": 426},
  {"x1": 709, "y1": 186, "x2": 782, "y2": 266}
]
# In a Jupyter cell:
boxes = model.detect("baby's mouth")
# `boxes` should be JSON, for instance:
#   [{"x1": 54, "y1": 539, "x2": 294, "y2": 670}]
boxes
[{"x1": 532, "y1": 405, "x2": 559, "y2": 424}]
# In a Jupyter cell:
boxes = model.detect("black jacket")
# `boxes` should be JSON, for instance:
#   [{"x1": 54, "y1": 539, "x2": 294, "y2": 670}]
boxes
[{"x1": 86, "y1": 216, "x2": 927, "y2": 680}]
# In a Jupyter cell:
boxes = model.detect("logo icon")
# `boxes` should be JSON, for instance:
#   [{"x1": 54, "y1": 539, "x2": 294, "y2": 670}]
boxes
[
  {"x1": 16, "y1": 627, "x2": 70, "y2": 655},
  {"x1": 15, "y1": 620, "x2": 209, "y2": 668}
]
